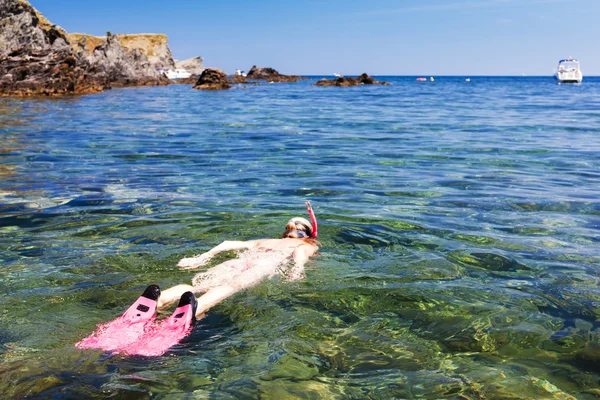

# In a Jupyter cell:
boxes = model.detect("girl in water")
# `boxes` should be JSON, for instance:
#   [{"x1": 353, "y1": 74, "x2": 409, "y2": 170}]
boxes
[
  {"x1": 76, "y1": 203, "x2": 318, "y2": 356},
  {"x1": 158, "y1": 202, "x2": 319, "y2": 318}
]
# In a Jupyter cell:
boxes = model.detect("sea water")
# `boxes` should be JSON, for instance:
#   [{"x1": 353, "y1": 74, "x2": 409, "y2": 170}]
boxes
[{"x1": 0, "y1": 76, "x2": 599, "y2": 398}]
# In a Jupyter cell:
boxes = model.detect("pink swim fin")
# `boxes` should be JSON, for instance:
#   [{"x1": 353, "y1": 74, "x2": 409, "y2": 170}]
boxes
[
  {"x1": 121, "y1": 291, "x2": 197, "y2": 357},
  {"x1": 76, "y1": 285, "x2": 161, "y2": 352}
]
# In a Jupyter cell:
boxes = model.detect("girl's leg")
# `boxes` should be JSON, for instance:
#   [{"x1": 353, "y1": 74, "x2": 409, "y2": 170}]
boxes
[
  {"x1": 195, "y1": 285, "x2": 235, "y2": 317},
  {"x1": 192, "y1": 271, "x2": 269, "y2": 317},
  {"x1": 159, "y1": 284, "x2": 236, "y2": 318},
  {"x1": 158, "y1": 284, "x2": 197, "y2": 309}
]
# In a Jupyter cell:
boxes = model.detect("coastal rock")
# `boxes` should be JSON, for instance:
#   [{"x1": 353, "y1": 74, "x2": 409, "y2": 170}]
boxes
[
  {"x1": 118, "y1": 34, "x2": 175, "y2": 70},
  {"x1": 245, "y1": 65, "x2": 302, "y2": 82},
  {"x1": 0, "y1": 48, "x2": 105, "y2": 96},
  {"x1": 314, "y1": 73, "x2": 389, "y2": 87},
  {"x1": 231, "y1": 74, "x2": 261, "y2": 85},
  {"x1": 69, "y1": 33, "x2": 175, "y2": 70},
  {"x1": 228, "y1": 74, "x2": 261, "y2": 85},
  {"x1": 0, "y1": 0, "x2": 104, "y2": 96},
  {"x1": 0, "y1": 0, "x2": 70, "y2": 56},
  {"x1": 192, "y1": 68, "x2": 231, "y2": 90},
  {"x1": 229, "y1": 74, "x2": 248, "y2": 84},
  {"x1": 71, "y1": 32, "x2": 170, "y2": 87},
  {"x1": 1, "y1": 0, "x2": 173, "y2": 96},
  {"x1": 172, "y1": 76, "x2": 199, "y2": 84},
  {"x1": 175, "y1": 56, "x2": 206, "y2": 76}
]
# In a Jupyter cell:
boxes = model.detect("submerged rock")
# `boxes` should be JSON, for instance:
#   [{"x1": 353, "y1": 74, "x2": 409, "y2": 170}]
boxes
[
  {"x1": 245, "y1": 65, "x2": 302, "y2": 82},
  {"x1": 314, "y1": 73, "x2": 388, "y2": 87},
  {"x1": 192, "y1": 68, "x2": 231, "y2": 90}
]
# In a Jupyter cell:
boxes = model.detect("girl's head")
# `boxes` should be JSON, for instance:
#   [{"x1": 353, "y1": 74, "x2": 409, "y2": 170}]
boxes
[{"x1": 282, "y1": 217, "x2": 313, "y2": 238}]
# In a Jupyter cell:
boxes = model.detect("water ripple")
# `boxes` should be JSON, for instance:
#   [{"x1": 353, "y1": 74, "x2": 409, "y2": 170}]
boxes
[{"x1": 1, "y1": 77, "x2": 599, "y2": 398}]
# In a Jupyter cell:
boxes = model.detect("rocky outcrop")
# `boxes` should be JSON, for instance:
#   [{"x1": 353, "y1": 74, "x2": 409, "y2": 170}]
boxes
[
  {"x1": 1, "y1": 0, "x2": 172, "y2": 96},
  {"x1": 175, "y1": 56, "x2": 205, "y2": 76},
  {"x1": 0, "y1": 48, "x2": 106, "y2": 96},
  {"x1": 229, "y1": 74, "x2": 249, "y2": 84},
  {"x1": 172, "y1": 76, "x2": 198, "y2": 84},
  {"x1": 228, "y1": 74, "x2": 261, "y2": 85},
  {"x1": 69, "y1": 33, "x2": 175, "y2": 70},
  {"x1": 192, "y1": 68, "x2": 231, "y2": 90},
  {"x1": 245, "y1": 65, "x2": 302, "y2": 82},
  {"x1": 118, "y1": 34, "x2": 174, "y2": 69},
  {"x1": 0, "y1": 0, "x2": 70, "y2": 56},
  {"x1": 70, "y1": 33, "x2": 170, "y2": 87},
  {"x1": 0, "y1": 0, "x2": 104, "y2": 96},
  {"x1": 314, "y1": 73, "x2": 389, "y2": 87}
]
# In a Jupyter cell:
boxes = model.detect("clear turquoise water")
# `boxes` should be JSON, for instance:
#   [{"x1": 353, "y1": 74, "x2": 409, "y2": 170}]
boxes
[{"x1": 1, "y1": 76, "x2": 599, "y2": 398}]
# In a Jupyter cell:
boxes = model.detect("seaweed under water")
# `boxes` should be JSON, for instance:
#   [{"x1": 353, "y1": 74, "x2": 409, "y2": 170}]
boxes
[{"x1": 0, "y1": 77, "x2": 599, "y2": 399}]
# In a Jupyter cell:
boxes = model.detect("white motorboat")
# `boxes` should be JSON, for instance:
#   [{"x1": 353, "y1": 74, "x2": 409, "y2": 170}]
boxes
[
  {"x1": 554, "y1": 57, "x2": 582, "y2": 84},
  {"x1": 160, "y1": 68, "x2": 192, "y2": 80}
]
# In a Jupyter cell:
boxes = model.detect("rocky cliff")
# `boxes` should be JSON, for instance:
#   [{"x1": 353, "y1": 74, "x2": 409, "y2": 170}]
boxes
[
  {"x1": 0, "y1": 0, "x2": 70, "y2": 56},
  {"x1": 0, "y1": 0, "x2": 104, "y2": 95},
  {"x1": 69, "y1": 33, "x2": 170, "y2": 87},
  {"x1": 69, "y1": 33, "x2": 175, "y2": 70},
  {"x1": 0, "y1": 0, "x2": 172, "y2": 96},
  {"x1": 118, "y1": 34, "x2": 175, "y2": 70}
]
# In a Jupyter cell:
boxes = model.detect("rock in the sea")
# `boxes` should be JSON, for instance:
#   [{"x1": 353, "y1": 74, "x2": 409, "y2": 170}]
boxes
[
  {"x1": 245, "y1": 65, "x2": 302, "y2": 82},
  {"x1": 228, "y1": 74, "x2": 260, "y2": 85},
  {"x1": 229, "y1": 74, "x2": 248, "y2": 84},
  {"x1": 70, "y1": 32, "x2": 170, "y2": 87},
  {"x1": 0, "y1": 0, "x2": 70, "y2": 55},
  {"x1": 314, "y1": 73, "x2": 389, "y2": 87},
  {"x1": 69, "y1": 33, "x2": 175, "y2": 70},
  {"x1": 172, "y1": 76, "x2": 199, "y2": 84},
  {"x1": 175, "y1": 56, "x2": 205, "y2": 76},
  {"x1": 192, "y1": 68, "x2": 231, "y2": 90},
  {"x1": 0, "y1": 0, "x2": 104, "y2": 96},
  {"x1": 118, "y1": 34, "x2": 175, "y2": 70},
  {"x1": 0, "y1": 48, "x2": 105, "y2": 96},
  {"x1": 0, "y1": 0, "x2": 173, "y2": 96}
]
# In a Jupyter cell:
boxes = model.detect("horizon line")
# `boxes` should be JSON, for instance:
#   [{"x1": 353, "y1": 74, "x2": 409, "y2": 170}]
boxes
[{"x1": 270, "y1": 74, "x2": 599, "y2": 77}]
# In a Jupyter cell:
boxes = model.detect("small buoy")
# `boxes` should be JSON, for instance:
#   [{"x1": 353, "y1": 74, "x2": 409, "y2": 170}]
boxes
[{"x1": 430, "y1": 77, "x2": 434, "y2": 82}]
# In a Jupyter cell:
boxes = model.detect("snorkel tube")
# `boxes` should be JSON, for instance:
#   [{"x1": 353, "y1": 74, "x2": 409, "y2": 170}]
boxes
[{"x1": 305, "y1": 201, "x2": 318, "y2": 238}]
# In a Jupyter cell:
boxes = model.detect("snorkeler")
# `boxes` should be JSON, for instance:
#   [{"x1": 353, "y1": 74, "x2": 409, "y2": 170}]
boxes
[
  {"x1": 77, "y1": 202, "x2": 319, "y2": 356},
  {"x1": 158, "y1": 201, "x2": 319, "y2": 318}
]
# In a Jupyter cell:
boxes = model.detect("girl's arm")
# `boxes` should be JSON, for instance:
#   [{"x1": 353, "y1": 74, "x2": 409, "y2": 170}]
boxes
[
  {"x1": 178, "y1": 240, "x2": 255, "y2": 269},
  {"x1": 289, "y1": 243, "x2": 318, "y2": 281}
]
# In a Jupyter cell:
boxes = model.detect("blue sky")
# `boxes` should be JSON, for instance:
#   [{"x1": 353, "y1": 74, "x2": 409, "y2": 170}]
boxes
[{"x1": 30, "y1": 0, "x2": 600, "y2": 76}]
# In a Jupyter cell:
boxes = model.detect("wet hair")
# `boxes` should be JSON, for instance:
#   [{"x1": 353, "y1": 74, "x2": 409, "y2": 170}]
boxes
[{"x1": 282, "y1": 217, "x2": 313, "y2": 239}]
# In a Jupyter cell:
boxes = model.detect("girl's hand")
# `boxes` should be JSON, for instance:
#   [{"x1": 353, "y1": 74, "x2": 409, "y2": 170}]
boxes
[{"x1": 177, "y1": 253, "x2": 213, "y2": 269}]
